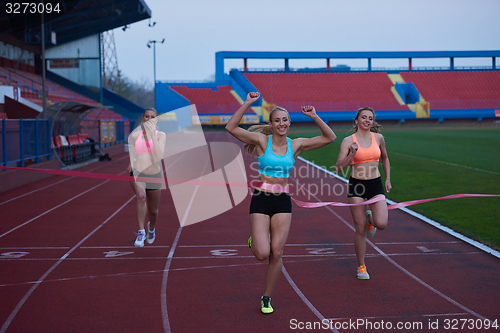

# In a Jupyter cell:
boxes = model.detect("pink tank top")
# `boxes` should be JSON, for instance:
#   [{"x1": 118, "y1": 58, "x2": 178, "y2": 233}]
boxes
[{"x1": 135, "y1": 130, "x2": 157, "y2": 155}]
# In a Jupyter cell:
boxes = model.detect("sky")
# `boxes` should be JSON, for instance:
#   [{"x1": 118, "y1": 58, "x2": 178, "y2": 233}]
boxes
[{"x1": 112, "y1": 0, "x2": 500, "y2": 86}]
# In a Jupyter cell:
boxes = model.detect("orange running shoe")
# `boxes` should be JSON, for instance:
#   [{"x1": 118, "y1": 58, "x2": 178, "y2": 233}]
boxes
[{"x1": 357, "y1": 265, "x2": 370, "y2": 280}]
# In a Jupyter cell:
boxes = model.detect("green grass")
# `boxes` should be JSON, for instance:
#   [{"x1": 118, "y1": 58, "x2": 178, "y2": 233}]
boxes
[{"x1": 289, "y1": 127, "x2": 500, "y2": 250}]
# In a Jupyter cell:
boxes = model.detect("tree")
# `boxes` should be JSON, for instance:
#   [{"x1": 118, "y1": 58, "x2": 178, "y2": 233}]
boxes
[{"x1": 113, "y1": 69, "x2": 132, "y2": 98}]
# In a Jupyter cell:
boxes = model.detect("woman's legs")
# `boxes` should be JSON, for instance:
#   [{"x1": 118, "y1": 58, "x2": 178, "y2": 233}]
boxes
[
  {"x1": 264, "y1": 213, "x2": 291, "y2": 297},
  {"x1": 250, "y1": 212, "x2": 292, "y2": 297},
  {"x1": 130, "y1": 182, "x2": 147, "y2": 230},
  {"x1": 145, "y1": 189, "x2": 162, "y2": 231},
  {"x1": 350, "y1": 194, "x2": 389, "y2": 279},
  {"x1": 349, "y1": 197, "x2": 368, "y2": 267},
  {"x1": 250, "y1": 213, "x2": 271, "y2": 260},
  {"x1": 369, "y1": 195, "x2": 388, "y2": 231}
]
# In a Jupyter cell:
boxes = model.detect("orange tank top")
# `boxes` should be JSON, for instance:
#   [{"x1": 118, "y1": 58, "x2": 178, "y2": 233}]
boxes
[{"x1": 350, "y1": 132, "x2": 381, "y2": 165}]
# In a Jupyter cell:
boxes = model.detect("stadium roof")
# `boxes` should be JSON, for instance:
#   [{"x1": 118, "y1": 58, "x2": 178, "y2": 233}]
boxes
[
  {"x1": 215, "y1": 50, "x2": 500, "y2": 81},
  {"x1": 1, "y1": 0, "x2": 151, "y2": 47}
]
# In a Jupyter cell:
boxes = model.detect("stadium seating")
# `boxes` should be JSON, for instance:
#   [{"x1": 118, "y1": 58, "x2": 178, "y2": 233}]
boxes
[
  {"x1": 52, "y1": 135, "x2": 72, "y2": 164},
  {"x1": 400, "y1": 71, "x2": 500, "y2": 109},
  {"x1": 170, "y1": 85, "x2": 248, "y2": 114},
  {"x1": 53, "y1": 133, "x2": 94, "y2": 164},
  {"x1": 0, "y1": 66, "x2": 124, "y2": 120},
  {"x1": 244, "y1": 72, "x2": 409, "y2": 112}
]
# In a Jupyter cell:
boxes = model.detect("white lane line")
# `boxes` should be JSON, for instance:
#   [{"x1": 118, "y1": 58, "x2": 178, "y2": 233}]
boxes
[
  {"x1": 161, "y1": 227, "x2": 181, "y2": 333},
  {"x1": 328, "y1": 312, "x2": 469, "y2": 321},
  {"x1": 79, "y1": 246, "x2": 171, "y2": 249},
  {"x1": 282, "y1": 266, "x2": 339, "y2": 333},
  {"x1": 0, "y1": 155, "x2": 129, "y2": 206},
  {"x1": 178, "y1": 241, "x2": 461, "y2": 247},
  {"x1": 0, "y1": 247, "x2": 70, "y2": 250},
  {"x1": 0, "y1": 178, "x2": 69, "y2": 206},
  {"x1": 0, "y1": 241, "x2": 461, "y2": 251},
  {"x1": 0, "y1": 170, "x2": 129, "y2": 239},
  {"x1": 290, "y1": 173, "x2": 492, "y2": 323},
  {"x1": 1, "y1": 257, "x2": 345, "y2": 289},
  {"x1": 391, "y1": 151, "x2": 500, "y2": 176},
  {"x1": 161, "y1": 157, "x2": 211, "y2": 333},
  {"x1": 375, "y1": 241, "x2": 460, "y2": 245},
  {"x1": 0, "y1": 251, "x2": 482, "y2": 261},
  {"x1": 0, "y1": 181, "x2": 109, "y2": 239},
  {"x1": 297, "y1": 156, "x2": 500, "y2": 259},
  {"x1": 0, "y1": 195, "x2": 135, "y2": 333}
]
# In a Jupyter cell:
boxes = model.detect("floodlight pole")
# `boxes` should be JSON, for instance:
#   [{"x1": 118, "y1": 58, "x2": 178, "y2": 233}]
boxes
[{"x1": 148, "y1": 39, "x2": 165, "y2": 109}]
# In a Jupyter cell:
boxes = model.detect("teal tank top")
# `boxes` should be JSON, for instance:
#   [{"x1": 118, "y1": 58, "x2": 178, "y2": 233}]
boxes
[{"x1": 258, "y1": 135, "x2": 295, "y2": 178}]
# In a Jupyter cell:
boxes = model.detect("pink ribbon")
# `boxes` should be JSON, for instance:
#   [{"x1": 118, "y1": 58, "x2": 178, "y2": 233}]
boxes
[
  {"x1": 1, "y1": 165, "x2": 499, "y2": 210},
  {"x1": 292, "y1": 194, "x2": 500, "y2": 210},
  {"x1": 385, "y1": 193, "x2": 500, "y2": 210},
  {"x1": 292, "y1": 195, "x2": 386, "y2": 208}
]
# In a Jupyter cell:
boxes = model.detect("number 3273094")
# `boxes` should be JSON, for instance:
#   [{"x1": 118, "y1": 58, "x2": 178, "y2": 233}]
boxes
[{"x1": 5, "y1": 2, "x2": 61, "y2": 14}]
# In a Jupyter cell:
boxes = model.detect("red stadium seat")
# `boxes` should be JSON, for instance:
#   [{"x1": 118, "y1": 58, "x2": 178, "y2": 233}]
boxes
[
  {"x1": 400, "y1": 71, "x2": 500, "y2": 109},
  {"x1": 244, "y1": 72, "x2": 408, "y2": 112},
  {"x1": 170, "y1": 86, "x2": 246, "y2": 114}
]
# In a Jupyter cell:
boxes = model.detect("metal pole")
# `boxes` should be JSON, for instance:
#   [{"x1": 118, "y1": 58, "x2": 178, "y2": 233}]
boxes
[
  {"x1": 153, "y1": 41, "x2": 156, "y2": 108},
  {"x1": 2, "y1": 119, "x2": 6, "y2": 166},
  {"x1": 20, "y1": 120, "x2": 24, "y2": 167},
  {"x1": 41, "y1": 4, "x2": 47, "y2": 113},
  {"x1": 48, "y1": 119, "x2": 51, "y2": 160},
  {"x1": 99, "y1": 33, "x2": 104, "y2": 105},
  {"x1": 35, "y1": 119, "x2": 39, "y2": 163}
]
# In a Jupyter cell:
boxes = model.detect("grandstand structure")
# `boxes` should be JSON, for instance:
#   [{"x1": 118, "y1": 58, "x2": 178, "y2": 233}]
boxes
[
  {"x1": 157, "y1": 51, "x2": 500, "y2": 124},
  {"x1": 0, "y1": 0, "x2": 152, "y2": 168}
]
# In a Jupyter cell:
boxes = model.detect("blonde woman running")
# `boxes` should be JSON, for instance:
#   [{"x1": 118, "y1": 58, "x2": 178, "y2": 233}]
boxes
[
  {"x1": 226, "y1": 92, "x2": 336, "y2": 314},
  {"x1": 336, "y1": 107, "x2": 391, "y2": 280}
]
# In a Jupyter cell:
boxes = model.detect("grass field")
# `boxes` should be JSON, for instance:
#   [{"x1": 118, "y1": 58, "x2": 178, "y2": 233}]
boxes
[{"x1": 288, "y1": 126, "x2": 500, "y2": 251}]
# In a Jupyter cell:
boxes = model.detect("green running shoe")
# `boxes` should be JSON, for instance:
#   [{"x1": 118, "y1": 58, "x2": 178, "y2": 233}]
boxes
[{"x1": 261, "y1": 296, "x2": 273, "y2": 314}]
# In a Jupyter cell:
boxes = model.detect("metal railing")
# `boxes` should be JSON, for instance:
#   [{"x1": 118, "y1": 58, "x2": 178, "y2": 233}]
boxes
[
  {"x1": 238, "y1": 65, "x2": 498, "y2": 73},
  {"x1": 0, "y1": 119, "x2": 51, "y2": 167}
]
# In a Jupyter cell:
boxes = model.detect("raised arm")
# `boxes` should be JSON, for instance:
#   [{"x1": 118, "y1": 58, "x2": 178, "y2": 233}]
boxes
[
  {"x1": 225, "y1": 92, "x2": 265, "y2": 146},
  {"x1": 335, "y1": 136, "x2": 357, "y2": 173},
  {"x1": 293, "y1": 106, "x2": 337, "y2": 155}
]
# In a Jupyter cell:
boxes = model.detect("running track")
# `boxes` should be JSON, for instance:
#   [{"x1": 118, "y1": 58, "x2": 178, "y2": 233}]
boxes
[{"x1": 0, "y1": 131, "x2": 499, "y2": 333}]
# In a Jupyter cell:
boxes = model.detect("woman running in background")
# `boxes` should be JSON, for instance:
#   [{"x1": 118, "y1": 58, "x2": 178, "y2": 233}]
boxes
[
  {"x1": 128, "y1": 108, "x2": 167, "y2": 247},
  {"x1": 335, "y1": 107, "x2": 391, "y2": 280},
  {"x1": 226, "y1": 92, "x2": 336, "y2": 314}
]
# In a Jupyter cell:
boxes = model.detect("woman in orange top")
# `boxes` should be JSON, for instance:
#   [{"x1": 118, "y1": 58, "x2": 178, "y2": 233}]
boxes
[{"x1": 336, "y1": 107, "x2": 391, "y2": 280}]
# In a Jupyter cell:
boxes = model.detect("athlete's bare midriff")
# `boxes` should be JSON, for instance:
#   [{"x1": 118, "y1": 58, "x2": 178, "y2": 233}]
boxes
[{"x1": 350, "y1": 161, "x2": 380, "y2": 180}]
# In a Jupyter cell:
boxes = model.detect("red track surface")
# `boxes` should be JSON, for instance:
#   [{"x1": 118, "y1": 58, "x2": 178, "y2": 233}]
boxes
[{"x1": 1, "y1": 132, "x2": 499, "y2": 333}]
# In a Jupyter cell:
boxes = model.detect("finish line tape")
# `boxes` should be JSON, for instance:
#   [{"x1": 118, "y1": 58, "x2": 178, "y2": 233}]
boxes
[{"x1": 1, "y1": 165, "x2": 499, "y2": 210}]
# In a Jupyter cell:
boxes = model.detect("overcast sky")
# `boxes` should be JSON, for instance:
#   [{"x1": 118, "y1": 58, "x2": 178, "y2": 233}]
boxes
[{"x1": 112, "y1": 0, "x2": 500, "y2": 86}]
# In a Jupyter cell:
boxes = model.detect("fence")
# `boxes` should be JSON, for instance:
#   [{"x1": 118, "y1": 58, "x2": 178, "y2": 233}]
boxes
[
  {"x1": 0, "y1": 119, "x2": 130, "y2": 169},
  {"x1": 0, "y1": 119, "x2": 51, "y2": 167}
]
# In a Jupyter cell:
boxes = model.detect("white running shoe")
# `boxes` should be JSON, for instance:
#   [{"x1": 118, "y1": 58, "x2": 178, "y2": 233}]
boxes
[
  {"x1": 147, "y1": 221, "x2": 156, "y2": 244},
  {"x1": 134, "y1": 230, "x2": 145, "y2": 247},
  {"x1": 357, "y1": 265, "x2": 370, "y2": 280},
  {"x1": 366, "y1": 210, "x2": 376, "y2": 238}
]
